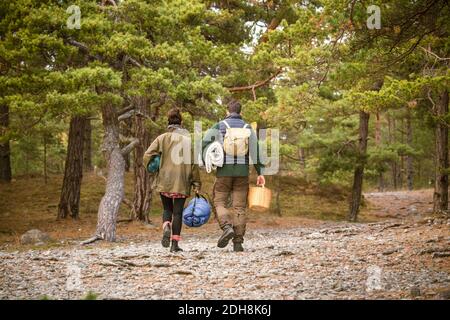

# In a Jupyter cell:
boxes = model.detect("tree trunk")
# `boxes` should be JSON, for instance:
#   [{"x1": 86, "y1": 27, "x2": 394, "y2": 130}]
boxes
[
  {"x1": 121, "y1": 118, "x2": 132, "y2": 172},
  {"x1": 0, "y1": 104, "x2": 12, "y2": 182},
  {"x1": 433, "y1": 90, "x2": 449, "y2": 213},
  {"x1": 348, "y1": 111, "x2": 370, "y2": 222},
  {"x1": 399, "y1": 118, "x2": 405, "y2": 189},
  {"x1": 298, "y1": 147, "x2": 306, "y2": 179},
  {"x1": 95, "y1": 104, "x2": 125, "y2": 241},
  {"x1": 375, "y1": 112, "x2": 384, "y2": 191},
  {"x1": 132, "y1": 97, "x2": 153, "y2": 222},
  {"x1": 83, "y1": 118, "x2": 93, "y2": 172},
  {"x1": 392, "y1": 118, "x2": 398, "y2": 189},
  {"x1": 58, "y1": 116, "x2": 86, "y2": 219},
  {"x1": 388, "y1": 116, "x2": 398, "y2": 190},
  {"x1": 274, "y1": 173, "x2": 282, "y2": 216},
  {"x1": 406, "y1": 108, "x2": 414, "y2": 191}
]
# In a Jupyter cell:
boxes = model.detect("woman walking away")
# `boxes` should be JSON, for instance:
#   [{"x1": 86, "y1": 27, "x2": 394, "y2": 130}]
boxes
[{"x1": 143, "y1": 108, "x2": 201, "y2": 252}]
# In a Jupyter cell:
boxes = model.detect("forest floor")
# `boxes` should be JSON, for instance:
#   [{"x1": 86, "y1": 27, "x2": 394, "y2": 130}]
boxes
[{"x1": 0, "y1": 177, "x2": 449, "y2": 299}]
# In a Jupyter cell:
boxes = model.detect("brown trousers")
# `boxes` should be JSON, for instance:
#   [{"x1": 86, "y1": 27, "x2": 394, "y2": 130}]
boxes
[{"x1": 213, "y1": 176, "x2": 249, "y2": 243}]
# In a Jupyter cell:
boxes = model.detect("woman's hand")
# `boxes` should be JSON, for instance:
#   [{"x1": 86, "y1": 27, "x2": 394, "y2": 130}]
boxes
[{"x1": 192, "y1": 184, "x2": 200, "y2": 194}]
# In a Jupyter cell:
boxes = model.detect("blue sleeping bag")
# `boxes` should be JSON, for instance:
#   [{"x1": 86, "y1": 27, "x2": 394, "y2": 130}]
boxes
[{"x1": 182, "y1": 193, "x2": 211, "y2": 227}]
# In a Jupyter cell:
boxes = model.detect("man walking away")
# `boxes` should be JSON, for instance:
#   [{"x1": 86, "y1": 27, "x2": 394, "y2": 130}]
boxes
[{"x1": 202, "y1": 100, "x2": 265, "y2": 252}]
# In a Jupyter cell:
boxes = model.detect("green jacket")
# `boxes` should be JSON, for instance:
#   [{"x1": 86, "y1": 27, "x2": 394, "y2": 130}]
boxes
[
  {"x1": 144, "y1": 126, "x2": 201, "y2": 196},
  {"x1": 202, "y1": 119, "x2": 263, "y2": 177}
]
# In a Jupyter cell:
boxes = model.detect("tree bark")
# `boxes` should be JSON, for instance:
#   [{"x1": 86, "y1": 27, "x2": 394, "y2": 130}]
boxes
[
  {"x1": 94, "y1": 103, "x2": 125, "y2": 241},
  {"x1": 58, "y1": 116, "x2": 86, "y2": 219},
  {"x1": 121, "y1": 117, "x2": 132, "y2": 172},
  {"x1": 274, "y1": 173, "x2": 282, "y2": 216},
  {"x1": 0, "y1": 103, "x2": 12, "y2": 182},
  {"x1": 375, "y1": 112, "x2": 384, "y2": 191},
  {"x1": 348, "y1": 110, "x2": 370, "y2": 222},
  {"x1": 399, "y1": 118, "x2": 405, "y2": 189},
  {"x1": 433, "y1": 89, "x2": 449, "y2": 213},
  {"x1": 132, "y1": 97, "x2": 153, "y2": 222},
  {"x1": 83, "y1": 118, "x2": 93, "y2": 172},
  {"x1": 298, "y1": 147, "x2": 306, "y2": 179},
  {"x1": 388, "y1": 115, "x2": 398, "y2": 189},
  {"x1": 406, "y1": 108, "x2": 414, "y2": 191}
]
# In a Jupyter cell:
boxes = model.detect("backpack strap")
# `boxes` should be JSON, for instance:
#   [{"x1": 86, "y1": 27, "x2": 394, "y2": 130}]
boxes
[{"x1": 222, "y1": 120, "x2": 231, "y2": 129}]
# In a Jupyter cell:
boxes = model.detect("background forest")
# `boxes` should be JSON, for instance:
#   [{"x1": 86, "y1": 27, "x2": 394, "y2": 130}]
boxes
[{"x1": 0, "y1": 0, "x2": 449, "y2": 242}]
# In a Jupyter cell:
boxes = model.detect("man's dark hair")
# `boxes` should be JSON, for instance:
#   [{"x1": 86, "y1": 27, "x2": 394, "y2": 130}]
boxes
[
  {"x1": 227, "y1": 100, "x2": 241, "y2": 114},
  {"x1": 167, "y1": 107, "x2": 182, "y2": 125}
]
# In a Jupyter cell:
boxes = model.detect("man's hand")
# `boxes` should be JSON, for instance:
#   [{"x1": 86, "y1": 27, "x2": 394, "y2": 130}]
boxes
[{"x1": 256, "y1": 175, "x2": 265, "y2": 186}]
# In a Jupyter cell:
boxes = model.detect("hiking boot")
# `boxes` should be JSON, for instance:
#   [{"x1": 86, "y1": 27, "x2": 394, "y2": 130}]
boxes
[
  {"x1": 170, "y1": 240, "x2": 183, "y2": 252},
  {"x1": 233, "y1": 242, "x2": 244, "y2": 252},
  {"x1": 217, "y1": 225, "x2": 235, "y2": 248},
  {"x1": 161, "y1": 223, "x2": 171, "y2": 248}
]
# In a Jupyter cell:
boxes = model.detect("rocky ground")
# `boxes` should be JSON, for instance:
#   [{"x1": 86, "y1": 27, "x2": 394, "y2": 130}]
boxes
[{"x1": 0, "y1": 191, "x2": 449, "y2": 300}]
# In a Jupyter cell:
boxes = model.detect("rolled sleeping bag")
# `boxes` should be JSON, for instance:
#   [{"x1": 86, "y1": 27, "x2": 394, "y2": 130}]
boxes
[
  {"x1": 182, "y1": 193, "x2": 211, "y2": 227},
  {"x1": 147, "y1": 155, "x2": 160, "y2": 173},
  {"x1": 203, "y1": 141, "x2": 224, "y2": 173}
]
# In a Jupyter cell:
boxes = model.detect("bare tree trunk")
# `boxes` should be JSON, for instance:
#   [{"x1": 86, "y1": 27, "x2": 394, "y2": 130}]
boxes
[
  {"x1": 274, "y1": 173, "x2": 282, "y2": 216},
  {"x1": 388, "y1": 115, "x2": 398, "y2": 190},
  {"x1": 95, "y1": 104, "x2": 125, "y2": 241},
  {"x1": 375, "y1": 112, "x2": 384, "y2": 191},
  {"x1": 88, "y1": 103, "x2": 139, "y2": 242},
  {"x1": 121, "y1": 118, "x2": 132, "y2": 172},
  {"x1": 433, "y1": 90, "x2": 449, "y2": 213},
  {"x1": 406, "y1": 108, "x2": 414, "y2": 191},
  {"x1": 83, "y1": 118, "x2": 93, "y2": 172},
  {"x1": 298, "y1": 147, "x2": 306, "y2": 179},
  {"x1": 0, "y1": 103, "x2": 12, "y2": 182},
  {"x1": 375, "y1": 112, "x2": 382, "y2": 145},
  {"x1": 392, "y1": 118, "x2": 398, "y2": 190},
  {"x1": 132, "y1": 97, "x2": 153, "y2": 222},
  {"x1": 58, "y1": 116, "x2": 86, "y2": 219},
  {"x1": 399, "y1": 118, "x2": 405, "y2": 189},
  {"x1": 348, "y1": 111, "x2": 370, "y2": 222}
]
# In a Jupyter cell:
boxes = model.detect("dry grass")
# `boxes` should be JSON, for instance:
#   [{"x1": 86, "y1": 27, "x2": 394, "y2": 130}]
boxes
[{"x1": 0, "y1": 171, "x2": 373, "y2": 246}]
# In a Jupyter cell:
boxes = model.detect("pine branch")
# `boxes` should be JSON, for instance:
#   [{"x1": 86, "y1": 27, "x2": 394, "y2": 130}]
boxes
[
  {"x1": 66, "y1": 39, "x2": 145, "y2": 68},
  {"x1": 118, "y1": 110, "x2": 135, "y2": 122},
  {"x1": 80, "y1": 235, "x2": 102, "y2": 245},
  {"x1": 66, "y1": 39, "x2": 102, "y2": 61},
  {"x1": 117, "y1": 105, "x2": 135, "y2": 117},
  {"x1": 121, "y1": 138, "x2": 139, "y2": 155},
  {"x1": 227, "y1": 68, "x2": 282, "y2": 93},
  {"x1": 420, "y1": 46, "x2": 450, "y2": 61}
]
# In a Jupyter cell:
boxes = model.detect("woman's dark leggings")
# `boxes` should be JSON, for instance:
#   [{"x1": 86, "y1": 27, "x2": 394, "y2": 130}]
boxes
[{"x1": 160, "y1": 194, "x2": 186, "y2": 236}]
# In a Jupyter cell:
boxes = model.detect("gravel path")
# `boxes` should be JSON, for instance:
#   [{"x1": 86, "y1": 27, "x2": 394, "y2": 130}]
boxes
[{"x1": 1, "y1": 215, "x2": 449, "y2": 300}]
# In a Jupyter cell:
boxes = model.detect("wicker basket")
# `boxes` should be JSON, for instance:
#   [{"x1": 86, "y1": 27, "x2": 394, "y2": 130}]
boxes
[{"x1": 248, "y1": 185, "x2": 272, "y2": 212}]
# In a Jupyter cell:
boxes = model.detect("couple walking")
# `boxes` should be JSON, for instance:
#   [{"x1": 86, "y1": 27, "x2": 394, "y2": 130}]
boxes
[{"x1": 143, "y1": 100, "x2": 265, "y2": 252}]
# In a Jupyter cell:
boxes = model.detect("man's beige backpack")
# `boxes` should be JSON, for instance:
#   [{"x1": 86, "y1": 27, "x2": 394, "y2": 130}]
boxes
[{"x1": 222, "y1": 120, "x2": 251, "y2": 157}]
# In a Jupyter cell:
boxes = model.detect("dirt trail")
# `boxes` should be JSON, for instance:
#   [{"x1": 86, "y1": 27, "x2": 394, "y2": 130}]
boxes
[
  {"x1": 365, "y1": 189, "x2": 435, "y2": 219},
  {"x1": 0, "y1": 190, "x2": 449, "y2": 300}
]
